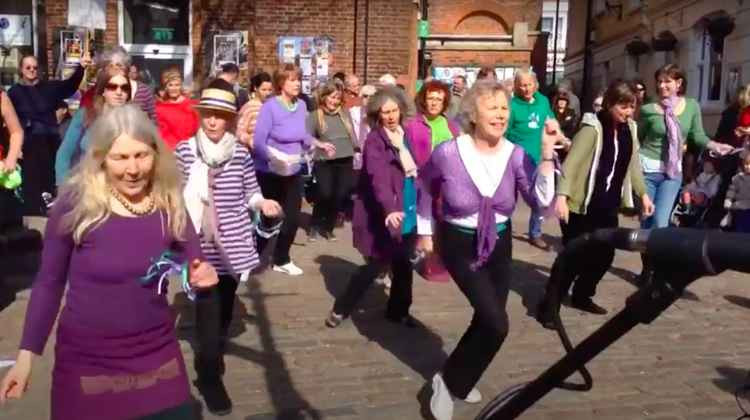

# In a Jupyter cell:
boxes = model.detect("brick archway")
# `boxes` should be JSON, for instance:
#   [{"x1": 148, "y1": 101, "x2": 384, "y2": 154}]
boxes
[{"x1": 454, "y1": 10, "x2": 510, "y2": 35}]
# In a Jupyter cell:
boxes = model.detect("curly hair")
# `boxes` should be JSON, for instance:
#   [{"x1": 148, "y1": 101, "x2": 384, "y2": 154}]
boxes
[
  {"x1": 458, "y1": 80, "x2": 510, "y2": 134},
  {"x1": 365, "y1": 86, "x2": 413, "y2": 128},
  {"x1": 415, "y1": 80, "x2": 451, "y2": 116}
]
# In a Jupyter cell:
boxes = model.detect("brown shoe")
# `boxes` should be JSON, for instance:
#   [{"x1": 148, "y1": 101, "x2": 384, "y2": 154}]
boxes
[{"x1": 529, "y1": 237, "x2": 549, "y2": 250}]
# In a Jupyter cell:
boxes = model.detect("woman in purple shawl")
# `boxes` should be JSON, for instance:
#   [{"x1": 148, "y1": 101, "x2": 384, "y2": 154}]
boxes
[{"x1": 415, "y1": 80, "x2": 559, "y2": 420}]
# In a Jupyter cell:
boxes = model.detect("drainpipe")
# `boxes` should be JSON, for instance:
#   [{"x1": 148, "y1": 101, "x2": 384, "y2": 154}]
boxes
[
  {"x1": 363, "y1": 0, "x2": 370, "y2": 82},
  {"x1": 418, "y1": 0, "x2": 428, "y2": 80},
  {"x1": 581, "y1": 0, "x2": 595, "y2": 112},
  {"x1": 552, "y1": 0, "x2": 561, "y2": 86},
  {"x1": 353, "y1": 0, "x2": 358, "y2": 74}
]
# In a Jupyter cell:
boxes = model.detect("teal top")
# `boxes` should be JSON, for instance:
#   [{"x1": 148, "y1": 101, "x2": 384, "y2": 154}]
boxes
[
  {"x1": 55, "y1": 108, "x2": 90, "y2": 186},
  {"x1": 637, "y1": 97, "x2": 710, "y2": 162},
  {"x1": 506, "y1": 91, "x2": 555, "y2": 164},
  {"x1": 402, "y1": 176, "x2": 417, "y2": 234}
]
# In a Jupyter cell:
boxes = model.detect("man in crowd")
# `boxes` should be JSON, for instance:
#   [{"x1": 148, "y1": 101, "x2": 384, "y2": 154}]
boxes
[{"x1": 506, "y1": 68, "x2": 557, "y2": 250}]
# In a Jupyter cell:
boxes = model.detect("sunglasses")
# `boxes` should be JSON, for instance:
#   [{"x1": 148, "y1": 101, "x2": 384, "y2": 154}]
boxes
[
  {"x1": 25, "y1": 66, "x2": 38, "y2": 70},
  {"x1": 105, "y1": 83, "x2": 131, "y2": 93}
]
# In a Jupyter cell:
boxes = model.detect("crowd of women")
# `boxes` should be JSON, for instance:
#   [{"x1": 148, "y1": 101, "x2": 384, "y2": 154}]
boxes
[{"x1": 1, "y1": 46, "x2": 750, "y2": 420}]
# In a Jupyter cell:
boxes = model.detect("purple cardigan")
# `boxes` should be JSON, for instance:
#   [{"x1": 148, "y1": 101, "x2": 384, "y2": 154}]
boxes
[
  {"x1": 404, "y1": 114, "x2": 461, "y2": 167},
  {"x1": 352, "y1": 125, "x2": 413, "y2": 260},
  {"x1": 418, "y1": 139, "x2": 545, "y2": 267}
]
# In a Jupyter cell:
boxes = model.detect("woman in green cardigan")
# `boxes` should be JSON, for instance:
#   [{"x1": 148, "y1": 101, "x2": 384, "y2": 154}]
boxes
[
  {"x1": 555, "y1": 80, "x2": 654, "y2": 314},
  {"x1": 637, "y1": 65, "x2": 732, "y2": 278}
]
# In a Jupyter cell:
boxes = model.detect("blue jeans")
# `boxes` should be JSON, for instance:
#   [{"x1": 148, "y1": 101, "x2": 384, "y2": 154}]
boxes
[
  {"x1": 528, "y1": 207, "x2": 544, "y2": 239},
  {"x1": 641, "y1": 172, "x2": 682, "y2": 229}
]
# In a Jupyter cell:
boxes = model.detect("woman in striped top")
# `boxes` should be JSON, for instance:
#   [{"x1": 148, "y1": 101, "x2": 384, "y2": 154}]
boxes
[{"x1": 175, "y1": 88, "x2": 281, "y2": 415}]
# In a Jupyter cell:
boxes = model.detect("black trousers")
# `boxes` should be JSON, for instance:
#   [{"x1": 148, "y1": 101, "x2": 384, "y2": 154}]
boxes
[
  {"x1": 559, "y1": 209, "x2": 619, "y2": 299},
  {"x1": 333, "y1": 235, "x2": 415, "y2": 319},
  {"x1": 20, "y1": 133, "x2": 60, "y2": 216},
  {"x1": 256, "y1": 171, "x2": 303, "y2": 266},
  {"x1": 312, "y1": 157, "x2": 353, "y2": 233},
  {"x1": 195, "y1": 274, "x2": 238, "y2": 381},
  {"x1": 439, "y1": 223, "x2": 512, "y2": 399}
]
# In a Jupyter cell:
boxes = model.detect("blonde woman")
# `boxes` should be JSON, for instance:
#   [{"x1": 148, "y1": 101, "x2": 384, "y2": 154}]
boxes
[
  {"x1": 0, "y1": 105, "x2": 218, "y2": 420},
  {"x1": 307, "y1": 79, "x2": 357, "y2": 241}
]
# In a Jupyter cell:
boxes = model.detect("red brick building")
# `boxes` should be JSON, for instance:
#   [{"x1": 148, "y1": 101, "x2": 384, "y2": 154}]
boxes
[{"x1": 1, "y1": 0, "x2": 547, "y2": 91}]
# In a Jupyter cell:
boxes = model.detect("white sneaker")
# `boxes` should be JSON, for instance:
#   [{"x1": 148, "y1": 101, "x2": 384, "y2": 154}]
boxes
[
  {"x1": 464, "y1": 387, "x2": 482, "y2": 404},
  {"x1": 430, "y1": 373, "x2": 454, "y2": 420},
  {"x1": 273, "y1": 262, "x2": 304, "y2": 276}
]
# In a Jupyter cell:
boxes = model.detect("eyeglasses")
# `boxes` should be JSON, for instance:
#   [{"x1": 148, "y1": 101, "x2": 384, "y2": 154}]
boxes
[
  {"x1": 361, "y1": 94, "x2": 371, "y2": 99},
  {"x1": 25, "y1": 66, "x2": 38, "y2": 71},
  {"x1": 105, "y1": 83, "x2": 131, "y2": 93}
]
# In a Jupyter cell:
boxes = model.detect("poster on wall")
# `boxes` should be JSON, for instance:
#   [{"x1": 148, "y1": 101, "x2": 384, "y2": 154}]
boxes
[
  {"x1": 0, "y1": 15, "x2": 33, "y2": 46},
  {"x1": 276, "y1": 36, "x2": 334, "y2": 92},
  {"x1": 53, "y1": 27, "x2": 101, "y2": 84},
  {"x1": 68, "y1": 0, "x2": 106, "y2": 30},
  {"x1": 206, "y1": 31, "x2": 249, "y2": 81}
]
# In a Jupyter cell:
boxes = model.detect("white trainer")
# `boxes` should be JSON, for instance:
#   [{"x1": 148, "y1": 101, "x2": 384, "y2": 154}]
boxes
[
  {"x1": 464, "y1": 387, "x2": 482, "y2": 404},
  {"x1": 430, "y1": 373, "x2": 454, "y2": 420},
  {"x1": 273, "y1": 262, "x2": 304, "y2": 276}
]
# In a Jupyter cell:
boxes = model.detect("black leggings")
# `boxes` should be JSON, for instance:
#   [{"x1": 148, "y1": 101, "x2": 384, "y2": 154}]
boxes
[
  {"x1": 438, "y1": 223, "x2": 512, "y2": 399},
  {"x1": 195, "y1": 274, "x2": 238, "y2": 379},
  {"x1": 312, "y1": 157, "x2": 353, "y2": 233},
  {"x1": 333, "y1": 236, "x2": 415, "y2": 320},
  {"x1": 558, "y1": 209, "x2": 618, "y2": 300},
  {"x1": 256, "y1": 171, "x2": 303, "y2": 266}
]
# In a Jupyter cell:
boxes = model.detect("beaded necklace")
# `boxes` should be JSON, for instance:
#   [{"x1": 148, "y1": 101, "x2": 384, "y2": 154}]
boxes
[{"x1": 108, "y1": 185, "x2": 155, "y2": 216}]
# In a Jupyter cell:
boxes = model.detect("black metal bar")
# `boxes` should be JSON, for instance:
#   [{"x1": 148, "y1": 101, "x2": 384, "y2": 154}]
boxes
[
  {"x1": 418, "y1": 0, "x2": 429, "y2": 80},
  {"x1": 485, "y1": 274, "x2": 691, "y2": 419}
]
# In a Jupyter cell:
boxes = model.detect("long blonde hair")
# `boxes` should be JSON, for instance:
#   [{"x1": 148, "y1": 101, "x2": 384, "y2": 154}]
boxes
[{"x1": 59, "y1": 104, "x2": 187, "y2": 244}]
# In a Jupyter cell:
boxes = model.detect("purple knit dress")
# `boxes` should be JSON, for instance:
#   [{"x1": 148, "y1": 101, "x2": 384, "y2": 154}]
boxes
[{"x1": 20, "y1": 202, "x2": 203, "y2": 420}]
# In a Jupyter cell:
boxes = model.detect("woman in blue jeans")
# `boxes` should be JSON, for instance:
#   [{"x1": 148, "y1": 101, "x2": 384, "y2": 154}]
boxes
[{"x1": 637, "y1": 64, "x2": 732, "y2": 280}]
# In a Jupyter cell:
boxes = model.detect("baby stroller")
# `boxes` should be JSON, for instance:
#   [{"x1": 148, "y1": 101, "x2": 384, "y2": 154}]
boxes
[{"x1": 670, "y1": 151, "x2": 725, "y2": 228}]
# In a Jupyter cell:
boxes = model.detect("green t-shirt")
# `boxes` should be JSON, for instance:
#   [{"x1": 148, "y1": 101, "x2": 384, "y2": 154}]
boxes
[
  {"x1": 425, "y1": 115, "x2": 453, "y2": 149},
  {"x1": 506, "y1": 92, "x2": 555, "y2": 164}
]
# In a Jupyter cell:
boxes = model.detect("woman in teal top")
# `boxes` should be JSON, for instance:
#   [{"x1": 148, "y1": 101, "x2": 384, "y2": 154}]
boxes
[{"x1": 637, "y1": 64, "x2": 732, "y2": 279}]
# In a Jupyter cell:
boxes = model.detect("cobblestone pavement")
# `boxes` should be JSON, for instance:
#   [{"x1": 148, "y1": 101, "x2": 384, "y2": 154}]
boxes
[{"x1": 2, "y1": 204, "x2": 750, "y2": 420}]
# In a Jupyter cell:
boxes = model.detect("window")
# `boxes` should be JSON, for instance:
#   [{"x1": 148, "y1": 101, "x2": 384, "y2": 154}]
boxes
[
  {"x1": 696, "y1": 28, "x2": 724, "y2": 103},
  {"x1": 541, "y1": 17, "x2": 565, "y2": 51},
  {"x1": 122, "y1": 0, "x2": 189, "y2": 46}
]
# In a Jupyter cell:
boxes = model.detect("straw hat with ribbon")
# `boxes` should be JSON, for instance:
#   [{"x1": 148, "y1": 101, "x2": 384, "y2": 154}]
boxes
[{"x1": 193, "y1": 88, "x2": 237, "y2": 115}]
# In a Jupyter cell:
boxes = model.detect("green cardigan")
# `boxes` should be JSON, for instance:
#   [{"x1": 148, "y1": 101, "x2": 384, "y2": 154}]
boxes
[
  {"x1": 637, "y1": 97, "x2": 710, "y2": 162},
  {"x1": 557, "y1": 113, "x2": 647, "y2": 215}
]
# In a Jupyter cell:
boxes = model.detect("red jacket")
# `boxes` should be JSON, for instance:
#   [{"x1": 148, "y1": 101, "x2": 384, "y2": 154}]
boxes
[{"x1": 155, "y1": 98, "x2": 199, "y2": 149}]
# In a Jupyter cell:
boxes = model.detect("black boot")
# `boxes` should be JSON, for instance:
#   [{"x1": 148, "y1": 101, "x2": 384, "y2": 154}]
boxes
[{"x1": 195, "y1": 290, "x2": 232, "y2": 414}]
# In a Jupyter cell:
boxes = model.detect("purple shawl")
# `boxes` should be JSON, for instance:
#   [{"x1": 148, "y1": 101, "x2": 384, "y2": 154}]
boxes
[{"x1": 662, "y1": 95, "x2": 683, "y2": 179}]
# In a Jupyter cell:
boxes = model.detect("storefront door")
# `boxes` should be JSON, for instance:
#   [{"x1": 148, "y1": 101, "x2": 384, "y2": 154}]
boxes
[{"x1": 118, "y1": 0, "x2": 192, "y2": 89}]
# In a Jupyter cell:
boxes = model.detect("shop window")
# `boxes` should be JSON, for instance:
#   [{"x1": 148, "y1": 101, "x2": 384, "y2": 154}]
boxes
[
  {"x1": 696, "y1": 29, "x2": 723, "y2": 103},
  {"x1": 122, "y1": 0, "x2": 189, "y2": 46}
]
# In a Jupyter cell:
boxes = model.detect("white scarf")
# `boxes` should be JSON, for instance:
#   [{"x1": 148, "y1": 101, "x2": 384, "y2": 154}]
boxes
[{"x1": 184, "y1": 129, "x2": 237, "y2": 234}]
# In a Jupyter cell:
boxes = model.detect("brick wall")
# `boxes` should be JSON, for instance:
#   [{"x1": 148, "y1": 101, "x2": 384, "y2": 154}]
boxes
[{"x1": 42, "y1": 0, "x2": 415, "y2": 86}]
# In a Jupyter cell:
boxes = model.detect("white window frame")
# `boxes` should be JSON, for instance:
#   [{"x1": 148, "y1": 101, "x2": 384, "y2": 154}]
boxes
[
  {"x1": 117, "y1": 0, "x2": 193, "y2": 86},
  {"x1": 694, "y1": 27, "x2": 725, "y2": 108}
]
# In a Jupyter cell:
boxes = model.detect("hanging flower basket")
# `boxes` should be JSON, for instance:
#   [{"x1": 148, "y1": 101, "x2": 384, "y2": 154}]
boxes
[
  {"x1": 625, "y1": 38, "x2": 650, "y2": 56},
  {"x1": 652, "y1": 31, "x2": 677, "y2": 52}
]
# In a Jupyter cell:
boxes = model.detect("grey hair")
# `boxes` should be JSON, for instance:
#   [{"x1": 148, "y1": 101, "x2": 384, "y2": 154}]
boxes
[
  {"x1": 365, "y1": 86, "x2": 413, "y2": 127},
  {"x1": 360, "y1": 84, "x2": 376, "y2": 97},
  {"x1": 513, "y1": 67, "x2": 538, "y2": 87},
  {"x1": 458, "y1": 80, "x2": 511, "y2": 134},
  {"x1": 344, "y1": 74, "x2": 360, "y2": 88},
  {"x1": 97, "y1": 46, "x2": 131, "y2": 69}
]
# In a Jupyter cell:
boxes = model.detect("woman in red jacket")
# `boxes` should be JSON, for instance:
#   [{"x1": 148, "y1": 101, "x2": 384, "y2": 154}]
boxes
[{"x1": 155, "y1": 66, "x2": 199, "y2": 149}]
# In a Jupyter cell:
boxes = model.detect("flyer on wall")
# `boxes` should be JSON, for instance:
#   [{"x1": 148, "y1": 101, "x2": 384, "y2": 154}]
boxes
[{"x1": 213, "y1": 35, "x2": 240, "y2": 70}]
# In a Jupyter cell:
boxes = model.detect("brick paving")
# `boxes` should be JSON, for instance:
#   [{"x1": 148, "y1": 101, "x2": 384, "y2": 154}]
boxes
[{"x1": 2, "y1": 204, "x2": 750, "y2": 419}]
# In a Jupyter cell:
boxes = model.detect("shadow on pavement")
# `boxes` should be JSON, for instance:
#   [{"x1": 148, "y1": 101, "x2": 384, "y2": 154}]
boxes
[
  {"x1": 316, "y1": 254, "x2": 448, "y2": 382},
  {"x1": 712, "y1": 366, "x2": 749, "y2": 395},
  {"x1": 724, "y1": 295, "x2": 750, "y2": 310},
  {"x1": 172, "y1": 282, "x2": 321, "y2": 420}
]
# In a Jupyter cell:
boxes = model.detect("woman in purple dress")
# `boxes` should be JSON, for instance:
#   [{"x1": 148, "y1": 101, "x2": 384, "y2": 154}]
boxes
[
  {"x1": 0, "y1": 104, "x2": 219, "y2": 420},
  {"x1": 416, "y1": 80, "x2": 559, "y2": 420}
]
